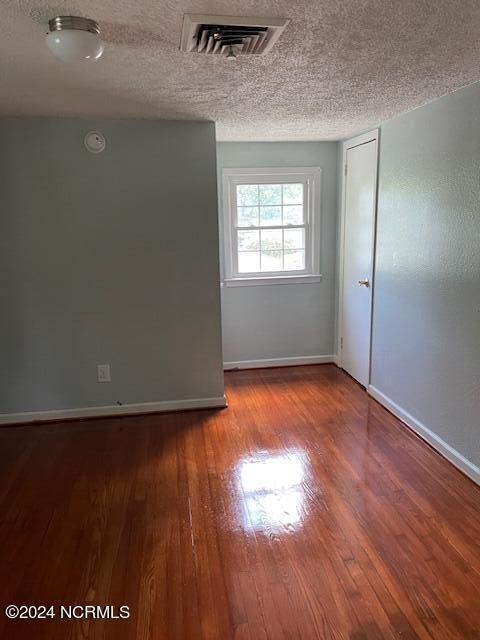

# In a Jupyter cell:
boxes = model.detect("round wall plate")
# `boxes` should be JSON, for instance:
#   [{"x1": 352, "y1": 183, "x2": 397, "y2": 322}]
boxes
[{"x1": 84, "y1": 131, "x2": 106, "y2": 153}]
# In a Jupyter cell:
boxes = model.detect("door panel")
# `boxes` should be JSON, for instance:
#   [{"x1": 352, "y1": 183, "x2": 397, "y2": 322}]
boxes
[{"x1": 341, "y1": 139, "x2": 378, "y2": 386}]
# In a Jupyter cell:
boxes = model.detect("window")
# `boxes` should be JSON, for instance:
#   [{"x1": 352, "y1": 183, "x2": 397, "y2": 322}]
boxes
[{"x1": 222, "y1": 167, "x2": 322, "y2": 286}]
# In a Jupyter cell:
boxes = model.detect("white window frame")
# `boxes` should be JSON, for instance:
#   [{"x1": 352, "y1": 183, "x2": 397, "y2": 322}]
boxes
[{"x1": 222, "y1": 167, "x2": 322, "y2": 287}]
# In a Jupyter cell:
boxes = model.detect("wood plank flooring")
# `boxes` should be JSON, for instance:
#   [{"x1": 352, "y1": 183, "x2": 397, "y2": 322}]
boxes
[{"x1": 0, "y1": 364, "x2": 479, "y2": 639}]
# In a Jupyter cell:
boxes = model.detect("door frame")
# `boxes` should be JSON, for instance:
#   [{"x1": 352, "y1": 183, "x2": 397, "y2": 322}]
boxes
[{"x1": 337, "y1": 129, "x2": 380, "y2": 382}]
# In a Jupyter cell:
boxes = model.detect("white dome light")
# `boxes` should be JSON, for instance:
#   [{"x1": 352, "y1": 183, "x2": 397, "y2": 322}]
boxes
[{"x1": 46, "y1": 16, "x2": 104, "y2": 63}]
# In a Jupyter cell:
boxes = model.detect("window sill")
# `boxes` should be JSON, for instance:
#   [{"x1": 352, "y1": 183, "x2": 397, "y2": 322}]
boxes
[{"x1": 222, "y1": 274, "x2": 323, "y2": 288}]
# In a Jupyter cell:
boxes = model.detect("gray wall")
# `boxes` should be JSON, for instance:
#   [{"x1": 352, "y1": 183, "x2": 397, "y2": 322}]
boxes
[
  {"x1": 0, "y1": 118, "x2": 224, "y2": 414},
  {"x1": 217, "y1": 142, "x2": 339, "y2": 363},
  {"x1": 372, "y1": 82, "x2": 480, "y2": 468}
]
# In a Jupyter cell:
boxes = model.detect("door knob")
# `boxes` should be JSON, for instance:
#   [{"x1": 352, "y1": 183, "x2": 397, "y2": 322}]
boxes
[{"x1": 358, "y1": 279, "x2": 370, "y2": 287}]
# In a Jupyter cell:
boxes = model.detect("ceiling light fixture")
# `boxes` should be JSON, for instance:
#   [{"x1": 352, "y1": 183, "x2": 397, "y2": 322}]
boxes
[{"x1": 46, "y1": 16, "x2": 104, "y2": 63}]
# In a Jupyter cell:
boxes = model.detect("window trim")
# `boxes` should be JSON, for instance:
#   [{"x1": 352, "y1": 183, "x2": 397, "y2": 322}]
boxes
[{"x1": 222, "y1": 167, "x2": 322, "y2": 285}]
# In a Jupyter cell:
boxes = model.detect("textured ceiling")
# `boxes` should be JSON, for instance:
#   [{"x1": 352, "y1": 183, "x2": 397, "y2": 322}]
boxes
[{"x1": 1, "y1": 0, "x2": 480, "y2": 140}]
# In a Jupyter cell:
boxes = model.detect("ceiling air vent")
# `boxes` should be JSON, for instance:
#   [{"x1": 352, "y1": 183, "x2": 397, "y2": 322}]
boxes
[{"x1": 179, "y1": 14, "x2": 289, "y2": 57}]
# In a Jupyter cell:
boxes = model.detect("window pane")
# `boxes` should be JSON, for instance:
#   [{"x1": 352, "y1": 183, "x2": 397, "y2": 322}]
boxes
[
  {"x1": 238, "y1": 230, "x2": 260, "y2": 251},
  {"x1": 260, "y1": 206, "x2": 282, "y2": 226},
  {"x1": 261, "y1": 250, "x2": 283, "y2": 272},
  {"x1": 237, "y1": 206, "x2": 259, "y2": 227},
  {"x1": 237, "y1": 184, "x2": 258, "y2": 206},
  {"x1": 284, "y1": 250, "x2": 305, "y2": 271},
  {"x1": 284, "y1": 228, "x2": 305, "y2": 250},
  {"x1": 231, "y1": 176, "x2": 314, "y2": 278},
  {"x1": 260, "y1": 229, "x2": 282, "y2": 252},
  {"x1": 238, "y1": 251, "x2": 260, "y2": 273},
  {"x1": 283, "y1": 205, "x2": 303, "y2": 225},
  {"x1": 259, "y1": 184, "x2": 282, "y2": 205},
  {"x1": 283, "y1": 183, "x2": 303, "y2": 205}
]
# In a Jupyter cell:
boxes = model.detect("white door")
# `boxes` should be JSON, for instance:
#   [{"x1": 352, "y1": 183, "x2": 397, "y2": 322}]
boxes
[{"x1": 340, "y1": 135, "x2": 378, "y2": 387}]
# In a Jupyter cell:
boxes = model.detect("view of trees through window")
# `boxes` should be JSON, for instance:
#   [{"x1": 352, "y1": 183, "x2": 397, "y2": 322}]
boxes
[{"x1": 235, "y1": 183, "x2": 306, "y2": 273}]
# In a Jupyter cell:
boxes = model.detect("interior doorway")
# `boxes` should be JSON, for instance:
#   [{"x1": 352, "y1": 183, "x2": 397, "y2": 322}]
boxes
[{"x1": 338, "y1": 130, "x2": 379, "y2": 387}]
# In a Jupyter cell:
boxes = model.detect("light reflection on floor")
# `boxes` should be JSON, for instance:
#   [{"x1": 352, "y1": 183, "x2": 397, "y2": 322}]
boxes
[{"x1": 237, "y1": 451, "x2": 309, "y2": 534}]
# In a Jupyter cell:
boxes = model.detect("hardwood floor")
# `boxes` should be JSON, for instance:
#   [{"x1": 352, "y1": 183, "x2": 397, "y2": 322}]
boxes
[{"x1": 0, "y1": 364, "x2": 479, "y2": 640}]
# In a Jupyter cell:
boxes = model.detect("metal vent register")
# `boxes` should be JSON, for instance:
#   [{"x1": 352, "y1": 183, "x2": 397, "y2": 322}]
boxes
[{"x1": 180, "y1": 15, "x2": 289, "y2": 57}]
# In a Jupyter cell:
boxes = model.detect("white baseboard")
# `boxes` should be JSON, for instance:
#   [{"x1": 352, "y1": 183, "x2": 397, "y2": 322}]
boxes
[
  {"x1": 224, "y1": 355, "x2": 336, "y2": 371},
  {"x1": 368, "y1": 385, "x2": 480, "y2": 486},
  {"x1": 0, "y1": 395, "x2": 227, "y2": 426}
]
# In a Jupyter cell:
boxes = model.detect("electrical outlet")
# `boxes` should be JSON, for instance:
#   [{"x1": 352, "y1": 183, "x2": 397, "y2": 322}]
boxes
[{"x1": 97, "y1": 364, "x2": 111, "y2": 383}]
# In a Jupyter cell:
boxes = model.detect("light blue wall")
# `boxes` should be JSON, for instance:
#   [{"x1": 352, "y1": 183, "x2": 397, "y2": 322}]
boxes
[
  {"x1": 217, "y1": 142, "x2": 339, "y2": 363},
  {"x1": 372, "y1": 82, "x2": 480, "y2": 469},
  {"x1": 0, "y1": 118, "x2": 224, "y2": 414}
]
